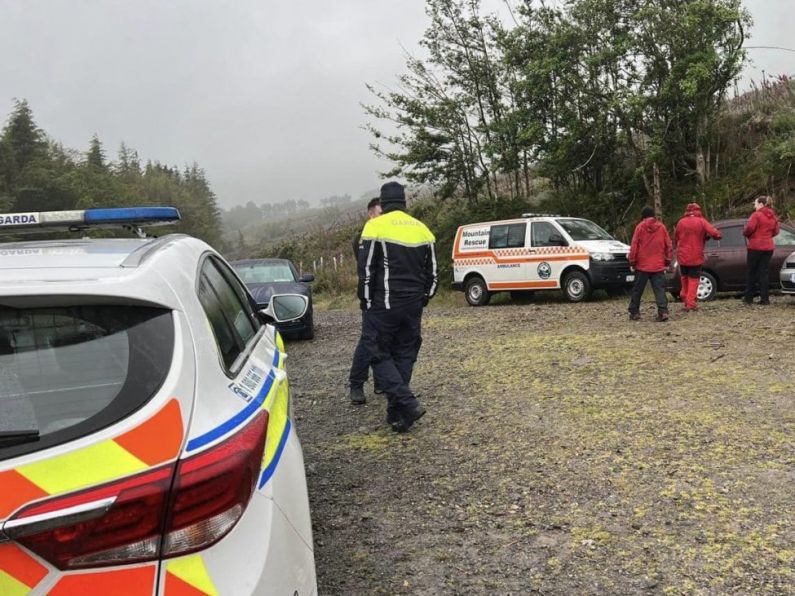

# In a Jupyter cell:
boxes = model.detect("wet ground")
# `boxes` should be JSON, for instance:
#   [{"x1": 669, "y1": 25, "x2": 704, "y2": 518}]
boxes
[{"x1": 287, "y1": 293, "x2": 795, "y2": 595}]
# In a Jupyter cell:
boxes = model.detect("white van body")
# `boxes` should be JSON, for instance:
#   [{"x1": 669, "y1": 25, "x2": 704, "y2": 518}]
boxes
[{"x1": 452, "y1": 214, "x2": 633, "y2": 305}]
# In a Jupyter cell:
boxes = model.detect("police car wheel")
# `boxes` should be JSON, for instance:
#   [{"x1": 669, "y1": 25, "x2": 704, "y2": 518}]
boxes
[
  {"x1": 562, "y1": 271, "x2": 591, "y2": 302},
  {"x1": 465, "y1": 277, "x2": 491, "y2": 306}
]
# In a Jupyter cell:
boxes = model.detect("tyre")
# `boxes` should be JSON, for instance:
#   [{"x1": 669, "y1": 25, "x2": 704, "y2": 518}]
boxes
[
  {"x1": 465, "y1": 276, "x2": 491, "y2": 306},
  {"x1": 697, "y1": 271, "x2": 717, "y2": 301},
  {"x1": 561, "y1": 271, "x2": 592, "y2": 302}
]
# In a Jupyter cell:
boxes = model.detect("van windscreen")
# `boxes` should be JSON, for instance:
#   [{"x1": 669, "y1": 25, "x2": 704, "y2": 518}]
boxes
[{"x1": 557, "y1": 219, "x2": 614, "y2": 241}]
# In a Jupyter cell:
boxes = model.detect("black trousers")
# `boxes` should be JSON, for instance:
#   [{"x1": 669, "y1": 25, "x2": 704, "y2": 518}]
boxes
[
  {"x1": 628, "y1": 271, "x2": 668, "y2": 314},
  {"x1": 744, "y1": 249, "x2": 773, "y2": 303},
  {"x1": 361, "y1": 300, "x2": 423, "y2": 415},
  {"x1": 348, "y1": 313, "x2": 370, "y2": 389}
]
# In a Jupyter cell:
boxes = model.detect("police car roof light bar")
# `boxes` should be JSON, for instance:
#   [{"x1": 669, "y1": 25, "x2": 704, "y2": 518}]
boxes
[{"x1": 0, "y1": 207, "x2": 181, "y2": 235}]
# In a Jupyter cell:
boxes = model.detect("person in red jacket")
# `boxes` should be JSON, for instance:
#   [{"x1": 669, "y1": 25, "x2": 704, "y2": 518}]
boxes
[
  {"x1": 674, "y1": 202, "x2": 722, "y2": 311},
  {"x1": 743, "y1": 195, "x2": 780, "y2": 305},
  {"x1": 628, "y1": 206, "x2": 673, "y2": 321}
]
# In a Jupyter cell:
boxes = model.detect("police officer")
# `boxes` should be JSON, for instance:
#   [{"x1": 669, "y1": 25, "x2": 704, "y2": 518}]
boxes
[
  {"x1": 349, "y1": 197, "x2": 382, "y2": 404},
  {"x1": 357, "y1": 181, "x2": 437, "y2": 432}
]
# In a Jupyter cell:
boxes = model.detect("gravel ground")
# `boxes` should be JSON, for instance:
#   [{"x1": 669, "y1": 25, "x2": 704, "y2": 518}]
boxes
[{"x1": 286, "y1": 293, "x2": 795, "y2": 595}]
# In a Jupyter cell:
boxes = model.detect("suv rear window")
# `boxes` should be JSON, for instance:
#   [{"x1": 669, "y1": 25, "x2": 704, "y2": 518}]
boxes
[{"x1": 0, "y1": 304, "x2": 174, "y2": 460}]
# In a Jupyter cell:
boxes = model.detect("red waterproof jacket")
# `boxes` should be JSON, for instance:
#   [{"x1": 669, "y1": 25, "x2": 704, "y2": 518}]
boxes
[
  {"x1": 629, "y1": 217, "x2": 672, "y2": 273},
  {"x1": 743, "y1": 206, "x2": 780, "y2": 251},
  {"x1": 674, "y1": 205, "x2": 722, "y2": 267}
]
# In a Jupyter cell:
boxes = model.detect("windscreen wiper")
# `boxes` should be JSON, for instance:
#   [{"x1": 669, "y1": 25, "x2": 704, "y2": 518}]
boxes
[{"x1": 0, "y1": 429, "x2": 40, "y2": 448}]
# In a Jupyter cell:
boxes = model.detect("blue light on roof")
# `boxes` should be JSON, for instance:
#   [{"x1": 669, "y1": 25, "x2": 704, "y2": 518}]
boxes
[{"x1": 84, "y1": 207, "x2": 181, "y2": 224}]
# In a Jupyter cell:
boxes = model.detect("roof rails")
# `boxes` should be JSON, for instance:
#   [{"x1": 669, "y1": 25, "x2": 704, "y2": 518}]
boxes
[
  {"x1": 0, "y1": 207, "x2": 181, "y2": 238},
  {"x1": 521, "y1": 212, "x2": 561, "y2": 218}
]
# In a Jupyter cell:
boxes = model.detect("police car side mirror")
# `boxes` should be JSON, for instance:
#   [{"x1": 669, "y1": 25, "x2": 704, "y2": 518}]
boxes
[
  {"x1": 549, "y1": 232, "x2": 567, "y2": 246},
  {"x1": 259, "y1": 294, "x2": 308, "y2": 323}
]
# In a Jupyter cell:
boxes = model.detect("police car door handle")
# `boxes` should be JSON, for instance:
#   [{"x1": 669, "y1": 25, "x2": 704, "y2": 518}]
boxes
[{"x1": 3, "y1": 496, "x2": 116, "y2": 538}]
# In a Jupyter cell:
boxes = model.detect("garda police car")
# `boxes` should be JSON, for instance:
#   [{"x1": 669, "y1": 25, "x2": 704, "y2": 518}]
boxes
[
  {"x1": 0, "y1": 208, "x2": 316, "y2": 595},
  {"x1": 452, "y1": 214, "x2": 633, "y2": 305}
]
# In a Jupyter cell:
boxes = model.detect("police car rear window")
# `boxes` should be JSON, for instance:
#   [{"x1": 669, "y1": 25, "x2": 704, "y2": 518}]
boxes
[{"x1": 0, "y1": 304, "x2": 173, "y2": 460}]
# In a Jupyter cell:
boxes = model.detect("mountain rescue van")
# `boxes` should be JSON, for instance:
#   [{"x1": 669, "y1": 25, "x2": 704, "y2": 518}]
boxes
[
  {"x1": 0, "y1": 208, "x2": 317, "y2": 595},
  {"x1": 452, "y1": 214, "x2": 634, "y2": 305}
]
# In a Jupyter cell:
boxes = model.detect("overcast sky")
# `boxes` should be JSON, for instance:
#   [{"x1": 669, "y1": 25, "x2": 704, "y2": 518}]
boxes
[{"x1": 0, "y1": 0, "x2": 791, "y2": 209}]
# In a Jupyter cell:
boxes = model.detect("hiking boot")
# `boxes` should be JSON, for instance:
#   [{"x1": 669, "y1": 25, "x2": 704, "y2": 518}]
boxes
[
  {"x1": 389, "y1": 405, "x2": 427, "y2": 433},
  {"x1": 655, "y1": 312, "x2": 669, "y2": 322},
  {"x1": 629, "y1": 312, "x2": 641, "y2": 321},
  {"x1": 759, "y1": 300, "x2": 770, "y2": 305},
  {"x1": 350, "y1": 386, "x2": 366, "y2": 405}
]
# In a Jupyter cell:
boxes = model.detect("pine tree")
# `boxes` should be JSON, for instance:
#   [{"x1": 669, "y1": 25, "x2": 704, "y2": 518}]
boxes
[{"x1": 86, "y1": 134, "x2": 106, "y2": 169}]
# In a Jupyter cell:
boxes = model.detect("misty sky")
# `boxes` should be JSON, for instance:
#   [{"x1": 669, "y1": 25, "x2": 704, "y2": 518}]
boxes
[{"x1": 0, "y1": 1, "x2": 791, "y2": 208}]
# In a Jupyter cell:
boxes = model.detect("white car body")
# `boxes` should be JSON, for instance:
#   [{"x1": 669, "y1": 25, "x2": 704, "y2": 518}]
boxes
[
  {"x1": 0, "y1": 233, "x2": 316, "y2": 595},
  {"x1": 780, "y1": 250, "x2": 795, "y2": 294},
  {"x1": 452, "y1": 215, "x2": 634, "y2": 304}
]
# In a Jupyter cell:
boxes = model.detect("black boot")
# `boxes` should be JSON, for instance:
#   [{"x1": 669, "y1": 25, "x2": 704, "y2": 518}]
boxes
[{"x1": 350, "y1": 386, "x2": 366, "y2": 405}]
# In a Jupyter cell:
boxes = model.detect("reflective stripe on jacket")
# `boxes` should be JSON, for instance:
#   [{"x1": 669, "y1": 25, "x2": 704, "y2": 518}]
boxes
[{"x1": 357, "y1": 209, "x2": 437, "y2": 309}]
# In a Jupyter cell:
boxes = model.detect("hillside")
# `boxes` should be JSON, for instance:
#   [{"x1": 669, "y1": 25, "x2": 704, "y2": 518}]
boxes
[{"x1": 221, "y1": 78, "x2": 795, "y2": 296}]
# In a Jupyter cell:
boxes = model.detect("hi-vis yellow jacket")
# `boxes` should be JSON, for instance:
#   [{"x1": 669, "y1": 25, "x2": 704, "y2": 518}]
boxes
[{"x1": 357, "y1": 209, "x2": 438, "y2": 309}]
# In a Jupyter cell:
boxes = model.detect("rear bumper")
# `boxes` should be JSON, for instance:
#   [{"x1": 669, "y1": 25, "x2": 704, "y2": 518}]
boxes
[{"x1": 589, "y1": 261, "x2": 634, "y2": 288}]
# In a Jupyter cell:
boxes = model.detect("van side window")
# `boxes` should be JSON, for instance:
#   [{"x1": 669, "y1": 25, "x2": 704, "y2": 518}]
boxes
[
  {"x1": 532, "y1": 222, "x2": 566, "y2": 247},
  {"x1": 489, "y1": 223, "x2": 526, "y2": 249}
]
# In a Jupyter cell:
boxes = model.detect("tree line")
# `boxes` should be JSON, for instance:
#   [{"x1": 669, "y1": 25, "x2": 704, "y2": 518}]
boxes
[
  {"x1": 364, "y1": 0, "x2": 753, "y2": 226},
  {"x1": 0, "y1": 99, "x2": 222, "y2": 245}
]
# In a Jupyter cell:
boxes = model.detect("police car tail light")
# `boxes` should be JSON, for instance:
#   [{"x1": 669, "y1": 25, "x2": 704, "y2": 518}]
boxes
[
  {"x1": 162, "y1": 409, "x2": 269, "y2": 557},
  {"x1": 7, "y1": 465, "x2": 175, "y2": 569},
  {"x1": 6, "y1": 411, "x2": 268, "y2": 569}
]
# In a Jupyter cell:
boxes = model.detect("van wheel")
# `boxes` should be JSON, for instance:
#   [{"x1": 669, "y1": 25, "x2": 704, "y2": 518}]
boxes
[
  {"x1": 562, "y1": 271, "x2": 591, "y2": 302},
  {"x1": 698, "y1": 272, "x2": 717, "y2": 301},
  {"x1": 465, "y1": 277, "x2": 491, "y2": 306}
]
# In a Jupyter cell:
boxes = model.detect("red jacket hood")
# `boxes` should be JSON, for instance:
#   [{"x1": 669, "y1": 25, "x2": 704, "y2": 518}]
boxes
[
  {"x1": 642, "y1": 217, "x2": 664, "y2": 233},
  {"x1": 758, "y1": 206, "x2": 777, "y2": 221}
]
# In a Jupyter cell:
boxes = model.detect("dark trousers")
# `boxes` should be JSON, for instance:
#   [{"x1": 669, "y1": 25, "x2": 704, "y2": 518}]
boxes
[
  {"x1": 361, "y1": 300, "x2": 423, "y2": 416},
  {"x1": 349, "y1": 313, "x2": 370, "y2": 389},
  {"x1": 628, "y1": 270, "x2": 668, "y2": 314},
  {"x1": 744, "y1": 249, "x2": 773, "y2": 303}
]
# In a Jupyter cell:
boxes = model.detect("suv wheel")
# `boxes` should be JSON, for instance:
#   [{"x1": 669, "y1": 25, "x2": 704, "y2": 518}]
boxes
[
  {"x1": 562, "y1": 271, "x2": 592, "y2": 302},
  {"x1": 465, "y1": 277, "x2": 491, "y2": 306},
  {"x1": 697, "y1": 272, "x2": 717, "y2": 301}
]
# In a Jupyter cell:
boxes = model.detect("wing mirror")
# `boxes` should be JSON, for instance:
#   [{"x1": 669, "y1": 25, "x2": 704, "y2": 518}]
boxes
[
  {"x1": 549, "y1": 232, "x2": 567, "y2": 246},
  {"x1": 300, "y1": 273, "x2": 315, "y2": 283},
  {"x1": 259, "y1": 294, "x2": 309, "y2": 323}
]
